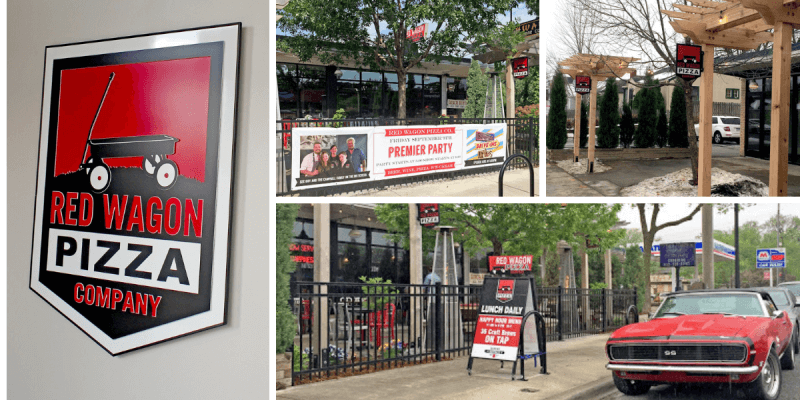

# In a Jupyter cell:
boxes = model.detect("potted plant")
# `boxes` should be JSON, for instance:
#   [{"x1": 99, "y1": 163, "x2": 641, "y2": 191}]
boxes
[{"x1": 358, "y1": 276, "x2": 398, "y2": 311}]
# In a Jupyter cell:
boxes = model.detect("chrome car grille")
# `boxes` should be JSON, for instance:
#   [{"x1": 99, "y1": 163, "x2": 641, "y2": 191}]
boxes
[{"x1": 609, "y1": 343, "x2": 748, "y2": 363}]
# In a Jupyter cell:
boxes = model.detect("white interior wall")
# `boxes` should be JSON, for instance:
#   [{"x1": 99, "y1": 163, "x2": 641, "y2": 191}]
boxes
[{"x1": 7, "y1": 1, "x2": 270, "y2": 398}]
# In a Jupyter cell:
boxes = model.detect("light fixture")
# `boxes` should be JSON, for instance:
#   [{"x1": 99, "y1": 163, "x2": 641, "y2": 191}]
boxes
[
  {"x1": 719, "y1": 11, "x2": 725, "y2": 24},
  {"x1": 749, "y1": 81, "x2": 759, "y2": 90},
  {"x1": 343, "y1": 256, "x2": 349, "y2": 263},
  {"x1": 424, "y1": 74, "x2": 431, "y2": 82},
  {"x1": 334, "y1": 68, "x2": 343, "y2": 78}
]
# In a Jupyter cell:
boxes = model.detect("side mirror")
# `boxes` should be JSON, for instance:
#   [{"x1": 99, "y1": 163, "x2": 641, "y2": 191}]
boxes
[{"x1": 773, "y1": 310, "x2": 786, "y2": 318}]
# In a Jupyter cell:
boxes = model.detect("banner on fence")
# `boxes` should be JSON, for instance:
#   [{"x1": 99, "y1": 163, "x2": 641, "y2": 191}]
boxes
[
  {"x1": 471, "y1": 277, "x2": 535, "y2": 362},
  {"x1": 291, "y1": 124, "x2": 507, "y2": 190}
]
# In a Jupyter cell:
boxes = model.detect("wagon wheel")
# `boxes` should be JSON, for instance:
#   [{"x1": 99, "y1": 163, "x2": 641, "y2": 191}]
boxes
[
  {"x1": 155, "y1": 159, "x2": 178, "y2": 190},
  {"x1": 142, "y1": 155, "x2": 162, "y2": 175},
  {"x1": 88, "y1": 162, "x2": 111, "y2": 193}
]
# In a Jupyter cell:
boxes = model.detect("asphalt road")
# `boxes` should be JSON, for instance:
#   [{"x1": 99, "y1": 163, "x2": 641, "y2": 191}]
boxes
[{"x1": 601, "y1": 367, "x2": 800, "y2": 400}]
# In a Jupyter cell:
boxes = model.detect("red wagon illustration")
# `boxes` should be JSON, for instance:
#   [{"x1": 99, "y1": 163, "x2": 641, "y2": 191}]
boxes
[{"x1": 80, "y1": 72, "x2": 180, "y2": 193}]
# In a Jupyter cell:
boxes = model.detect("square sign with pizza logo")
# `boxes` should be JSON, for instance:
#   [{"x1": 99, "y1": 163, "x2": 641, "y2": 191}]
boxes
[
  {"x1": 676, "y1": 44, "x2": 703, "y2": 80},
  {"x1": 575, "y1": 76, "x2": 591, "y2": 94},
  {"x1": 512, "y1": 57, "x2": 528, "y2": 79},
  {"x1": 29, "y1": 24, "x2": 241, "y2": 355}
]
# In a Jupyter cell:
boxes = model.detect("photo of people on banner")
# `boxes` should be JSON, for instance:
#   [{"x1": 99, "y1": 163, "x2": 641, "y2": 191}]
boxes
[
  {"x1": 296, "y1": 131, "x2": 371, "y2": 187},
  {"x1": 291, "y1": 123, "x2": 506, "y2": 190}
]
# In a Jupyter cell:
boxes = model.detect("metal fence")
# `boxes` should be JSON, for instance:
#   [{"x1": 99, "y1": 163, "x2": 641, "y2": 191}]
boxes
[
  {"x1": 290, "y1": 282, "x2": 636, "y2": 385},
  {"x1": 276, "y1": 117, "x2": 538, "y2": 196}
]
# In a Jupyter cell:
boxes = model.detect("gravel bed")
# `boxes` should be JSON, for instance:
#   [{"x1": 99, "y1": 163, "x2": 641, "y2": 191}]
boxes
[{"x1": 619, "y1": 167, "x2": 767, "y2": 197}]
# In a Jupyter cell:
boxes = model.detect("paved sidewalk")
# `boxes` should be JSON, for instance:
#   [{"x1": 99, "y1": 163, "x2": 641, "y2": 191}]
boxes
[
  {"x1": 277, "y1": 334, "x2": 613, "y2": 400},
  {"x1": 326, "y1": 168, "x2": 539, "y2": 197}
]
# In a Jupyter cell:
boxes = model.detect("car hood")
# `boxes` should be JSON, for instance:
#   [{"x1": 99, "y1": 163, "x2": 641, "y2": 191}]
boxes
[{"x1": 610, "y1": 314, "x2": 766, "y2": 340}]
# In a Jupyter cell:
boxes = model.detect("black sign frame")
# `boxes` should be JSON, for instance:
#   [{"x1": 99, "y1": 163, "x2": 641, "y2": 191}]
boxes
[
  {"x1": 675, "y1": 43, "x2": 703, "y2": 81},
  {"x1": 28, "y1": 23, "x2": 241, "y2": 356}
]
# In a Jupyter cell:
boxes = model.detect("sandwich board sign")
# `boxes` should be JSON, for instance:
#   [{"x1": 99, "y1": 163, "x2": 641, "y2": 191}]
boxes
[{"x1": 469, "y1": 277, "x2": 536, "y2": 362}]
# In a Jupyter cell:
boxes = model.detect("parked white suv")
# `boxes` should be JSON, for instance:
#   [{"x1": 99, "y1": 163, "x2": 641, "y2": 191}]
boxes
[{"x1": 694, "y1": 116, "x2": 741, "y2": 144}]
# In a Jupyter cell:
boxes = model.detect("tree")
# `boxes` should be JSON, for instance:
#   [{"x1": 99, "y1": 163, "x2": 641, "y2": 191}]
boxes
[
  {"x1": 516, "y1": 66, "x2": 539, "y2": 108},
  {"x1": 580, "y1": 98, "x2": 589, "y2": 148},
  {"x1": 276, "y1": 204, "x2": 300, "y2": 353},
  {"x1": 375, "y1": 204, "x2": 624, "y2": 276},
  {"x1": 597, "y1": 78, "x2": 620, "y2": 148},
  {"x1": 637, "y1": 204, "x2": 703, "y2": 312},
  {"x1": 634, "y1": 78, "x2": 659, "y2": 148},
  {"x1": 464, "y1": 60, "x2": 488, "y2": 118},
  {"x1": 656, "y1": 101, "x2": 668, "y2": 148},
  {"x1": 278, "y1": 0, "x2": 516, "y2": 118},
  {"x1": 547, "y1": 73, "x2": 568, "y2": 149},
  {"x1": 620, "y1": 101, "x2": 635, "y2": 148},
  {"x1": 668, "y1": 81, "x2": 689, "y2": 148}
]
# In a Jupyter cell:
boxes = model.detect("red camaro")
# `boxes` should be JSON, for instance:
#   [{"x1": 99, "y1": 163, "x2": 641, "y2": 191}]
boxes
[{"x1": 606, "y1": 289, "x2": 796, "y2": 400}]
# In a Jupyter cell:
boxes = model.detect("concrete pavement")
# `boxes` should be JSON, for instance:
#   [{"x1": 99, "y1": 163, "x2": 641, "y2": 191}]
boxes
[{"x1": 277, "y1": 333, "x2": 614, "y2": 400}]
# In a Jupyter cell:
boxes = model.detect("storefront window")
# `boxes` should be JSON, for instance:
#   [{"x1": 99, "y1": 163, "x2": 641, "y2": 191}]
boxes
[
  {"x1": 277, "y1": 63, "x2": 299, "y2": 120},
  {"x1": 338, "y1": 226, "x2": 367, "y2": 243},
  {"x1": 423, "y1": 75, "x2": 442, "y2": 117},
  {"x1": 277, "y1": 64, "x2": 327, "y2": 119},
  {"x1": 407, "y1": 74, "x2": 424, "y2": 118},
  {"x1": 336, "y1": 242, "x2": 368, "y2": 282}
]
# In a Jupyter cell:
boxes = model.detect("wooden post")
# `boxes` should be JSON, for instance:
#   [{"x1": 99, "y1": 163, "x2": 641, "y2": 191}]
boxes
[
  {"x1": 588, "y1": 77, "x2": 598, "y2": 173},
  {"x1": 769, "y1": 22, "x2": 791, "y2": 196},
  {"x1": 698, "y1": 44, "x2": 715, "y2": 197},
  {"x1": 312, "y1": 204, "x2": 330, "y2": 353},
  {"x1": 506, "y1": 60, "x2": 516, "y2": 119},
  {"x1": 574, "y1": 92, "x2": 582, "y2": 162},
  {"x1": 409, "y1": 204, "x2": 423, "y2": 331}
]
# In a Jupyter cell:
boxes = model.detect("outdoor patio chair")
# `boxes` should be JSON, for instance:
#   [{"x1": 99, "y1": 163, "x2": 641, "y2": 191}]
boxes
[{"x1": 367, "y1": 303, "x2": 396, "y2": 349}]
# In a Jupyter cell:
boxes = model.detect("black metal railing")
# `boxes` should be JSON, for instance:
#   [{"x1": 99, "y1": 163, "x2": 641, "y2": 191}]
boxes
[
  {"x1": 290, "y1": 281, "x2": 636, "y2": 385},
  {"x1": 276, "y1": 117, "x2": 538, "y2": 196}
]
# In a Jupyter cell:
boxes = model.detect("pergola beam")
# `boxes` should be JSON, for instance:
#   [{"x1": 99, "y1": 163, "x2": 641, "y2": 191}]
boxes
[
  {"x1": 670, "y1": 19, "x2": 772, "y2": 50},
  {"x1": 740, "y1": 0, "x2": 800, "y2": 26}
]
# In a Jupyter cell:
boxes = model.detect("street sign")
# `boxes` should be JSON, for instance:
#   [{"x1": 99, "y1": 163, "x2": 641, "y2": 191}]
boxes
[
  {"x1": 418, "y1": 203, "x2": 439, "y2": 227},
  {"x1": 575, "y1": 76, "x2": 591, "y2": 94},
  {"x1": 675, "y1": 44, "x2": 703, "y2": 81},
  {"x1": 515, "y1": 18, "x2": 540, "y2": 36},
  {"x1": 512, "y1": 57, "x2": 528, "y2": 79},
  {"x1": 470, "y1": 277, "x2": 535, "y2": 362},
  {"x1": 756, "y1": 248, "x2": 786, "y2": 268},
  {"x1": 489, "y1": 255, "x2": 534, "y2": 274},
  {"x1": 660, "y1": 242, "x2": 696, "y2": 267}
]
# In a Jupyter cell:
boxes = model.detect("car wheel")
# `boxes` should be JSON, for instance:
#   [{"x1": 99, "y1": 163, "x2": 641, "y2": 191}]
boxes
[
  {"x1": 781, "y1": 340, "x2": 795, "y2": 370},
  {"x1": 714, "y1": 132, "x2": 722, "y2": 144},
  {"x1": 795, "y1": 327, "x2": 799, "y2": 354},
  {"x1": 747, "y1": 350, "x2": 782, "y2": 400},
  {"x1": 612, "y1": 373, "x2": 651, "y2": 396}
]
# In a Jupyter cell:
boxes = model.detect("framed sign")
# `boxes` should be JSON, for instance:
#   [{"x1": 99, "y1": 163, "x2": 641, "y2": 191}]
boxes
[
  {"x1": 29, "y1": 23, "x2": 241, "y2": 355},
  {"x1": 489, "y1": 255, "x2": 534, "y2": 274},
  {"x1": 659, "y1": 242, "x2": 696, "y2": 267},
  {"x1": 512, "y1": 57, "x2": 528, "y2": 79},
  {"x1": 418, "y1": 203, "x2": 439, "y2": 227},
  {"x1": 676, "y1": 44, "x2": 703, "y2": 81},
  {"x1": 575, "y1": 75, "x2": 591, "y2": 94},
  {"x1": 757, "y1": 248, "x2": 786, "y2": 269}
]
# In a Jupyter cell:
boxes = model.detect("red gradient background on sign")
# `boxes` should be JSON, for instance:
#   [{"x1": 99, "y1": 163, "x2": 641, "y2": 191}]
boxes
[{"x1": 54, "y1": 57, "x2": 211, "y2": 182}]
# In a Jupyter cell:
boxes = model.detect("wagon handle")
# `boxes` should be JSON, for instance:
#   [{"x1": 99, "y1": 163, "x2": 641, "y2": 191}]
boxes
[{"x1": 81, "y1": 72, "x2": 115, "y2": 165}]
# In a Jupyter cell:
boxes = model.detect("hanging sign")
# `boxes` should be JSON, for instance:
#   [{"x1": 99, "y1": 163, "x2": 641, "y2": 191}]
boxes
[
  {"x1": 418, "y1": 203, "x2": 439, "y2": 227},
  {"x1": 512, "y1": 57, "x2": 529, "y2": 79},
  {"x1": 489, "y1": 255, "x2": 534, "y2": 274},
  {"x1": 575, "y1": 75, "x2": 591, "y2": 94},
  {"x1": 29, "y1": 24, "x2": 241, "y2": 355},
  {"x1": 675, "y1": 44, "x2": 703, "y2": 80},
  {"x1": 757, "y1": 248, "x2": 786, "y2": 269},
  {"x1": 470, "y1": 277, "x2": 536, "y2": 362}
]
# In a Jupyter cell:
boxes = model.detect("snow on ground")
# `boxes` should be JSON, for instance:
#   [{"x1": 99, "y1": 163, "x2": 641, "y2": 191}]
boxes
[
  {"x1": 619, "y1": 167, "x2": 768, "y2": 197},
  {"x1": 556, "y1": 158, "x2": 611, "y2": 175}
]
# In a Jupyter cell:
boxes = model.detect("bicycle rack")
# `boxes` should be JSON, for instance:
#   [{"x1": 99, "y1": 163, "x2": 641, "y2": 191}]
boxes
[{"x1": 498, "y1": 154, "x2": 535, "y2": 197}]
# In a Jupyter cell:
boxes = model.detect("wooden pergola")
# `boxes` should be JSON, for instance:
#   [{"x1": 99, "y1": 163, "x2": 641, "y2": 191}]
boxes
[
  {"x1": 559, "y1": 54, "x2": 638, "y2": 172},
  {"x1": 662, "y1": 0, "x2": 799, "y2": 196}
]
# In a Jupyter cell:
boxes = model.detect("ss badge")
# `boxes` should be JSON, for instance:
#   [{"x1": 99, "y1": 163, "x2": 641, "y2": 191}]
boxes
[{"x1": 664, "y1": 350, "x2": 677, "y2": 356}]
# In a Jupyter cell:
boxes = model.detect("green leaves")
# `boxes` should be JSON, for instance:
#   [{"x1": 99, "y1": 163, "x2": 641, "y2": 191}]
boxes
[
  {"x1": 597, "y1": 78, "x2": 620, "y2": 148},
  {"x1": 547, "y1": 73, "x2": 568, "y2": 149}
]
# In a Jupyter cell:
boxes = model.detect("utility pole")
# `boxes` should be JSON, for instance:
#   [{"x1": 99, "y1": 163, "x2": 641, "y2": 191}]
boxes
[
  {"x1": 734, "y1": 204, "x2": 740, "y2": 288},
  {"x1": 773, "y1": 204, "x2": 781, "y2": 287}
]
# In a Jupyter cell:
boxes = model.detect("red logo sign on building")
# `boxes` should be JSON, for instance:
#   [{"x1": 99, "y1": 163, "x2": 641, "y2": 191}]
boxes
[
  {"x1": 489, "y1": 255, "x2": 534, "y2": 274},
  {"x1": 418, "y1": 203, "x2": 439, "y2": 227},
  {"x1": 496, "y1": 279, "x2": 515, "y2": 303},
  {"x1": 575, "y1": 76, "x2": 591, "y2": 94},
  {"x1": 676, "y1": 44, "x2": 703, "y2": 80},
  {"x1": 29, "y1": 24, "x2": 240, "y2": 355},
  {"x1": 512, "y1": 57, "x2": 528, "y2": 79},
  {"x1": 406, "y1": 24, "x2": 427, "y2": 42}
]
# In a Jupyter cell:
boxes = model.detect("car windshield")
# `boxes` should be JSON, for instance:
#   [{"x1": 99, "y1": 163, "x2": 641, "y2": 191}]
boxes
[
  {"x1": 721, "y1": 117, "x2": 740, "y2": 125},
  {"x1": 763, "y1": 290, "x2": 790, "y2": 306},
  {"x1": 779, "y1": 283, "x2": 800, "y2": 297},
  {"x1": 654, "y1": 294, "x2": 764, "y2": 318}
]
